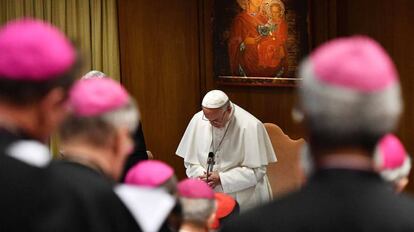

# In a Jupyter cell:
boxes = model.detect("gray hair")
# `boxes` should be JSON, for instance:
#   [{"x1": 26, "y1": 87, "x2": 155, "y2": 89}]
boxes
[
  {"x1": 300, "y1": 142, "x2": 314, "y2": 177},
  {"x1": 81, "y1": 70, "x2": 106, "y2": 79},
  {"x1": 159, "y1": 175, "x2": 178, "y2": 196},
  {"x1": 298, "y1": 59, "x2": 402, "y2": 150},
  {"x1": 220, "y1": 100, "x2": 231, "y2": 111},
  {"x1": 59, "y1": 98, "x2": 140, "y2": 147},
  {"x1": 101, "y1": 98, "x2": 140, "y2": 133},
  {"x1": 179, "y1": 197, "x2": 216, "y2": 226},
  {"x1": 373, "y1": 146, "x2": 412, "y2": 183}
]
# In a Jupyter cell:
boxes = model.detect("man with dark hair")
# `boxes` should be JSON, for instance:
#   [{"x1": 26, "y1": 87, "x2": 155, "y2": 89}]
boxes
[
  {"x1": 222, "y1": 36, "x2": 414, "y2": 231},
  {"x1": 0, "y1": 18, "x2": 80, "y2": 231}
]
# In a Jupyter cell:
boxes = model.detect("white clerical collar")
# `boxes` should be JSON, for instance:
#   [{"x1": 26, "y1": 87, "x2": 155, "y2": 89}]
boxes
[
  {"x1": 6, "y1": 140, "x2": 51, "y2": 167},
  {"x1": 114, "y1": 184, "x2": 175, "y2": 232}
]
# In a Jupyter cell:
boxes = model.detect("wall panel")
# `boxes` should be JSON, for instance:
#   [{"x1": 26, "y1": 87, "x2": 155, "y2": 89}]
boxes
[
  {"x1": 335, "y1": 0, "x2": 414, "y2": 193},
  {"x1": 118, "y1": 0, "x2": 201, "y2": 179}
]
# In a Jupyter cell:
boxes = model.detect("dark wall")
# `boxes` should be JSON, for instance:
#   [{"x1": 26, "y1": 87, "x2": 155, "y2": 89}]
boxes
[
  {"x1": 118, "y1": 0, "x2": 201, "y2": 179},
  {"x1": 333, "y1": 0, "x2": 414, "y2": 193},
  {"x1": 118, "y1": 0, "x2": 414, "y2": 192},
  {"x1": 335, "y1": 0, "x2": 414, "y2": 150},
  {"x1": 118, "y1": 0, "x2": 309, "y2": 179}
]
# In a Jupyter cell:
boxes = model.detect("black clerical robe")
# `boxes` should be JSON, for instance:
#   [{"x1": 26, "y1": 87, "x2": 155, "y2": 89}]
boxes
[
  {"x1": 222, "y1": 169, "x2": 414, "y2": 232},
  {"x1": 122, "y1": 123, "x2": 148, "y2": 181},
  {"x1": 49, "y1": 160, "x2": 143, "y2": 232},
  {"x1": 0, "y1": 129, "x2": 80, "y2": 232}
]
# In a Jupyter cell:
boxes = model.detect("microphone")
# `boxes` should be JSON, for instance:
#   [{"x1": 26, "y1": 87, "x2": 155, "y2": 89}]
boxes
[{"x1": 206, "y1": 152, "x2": 215, "y2": 181}]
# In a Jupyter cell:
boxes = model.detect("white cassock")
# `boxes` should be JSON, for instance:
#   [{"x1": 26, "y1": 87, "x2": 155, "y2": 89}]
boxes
[{"x1": 176, "y1": 103, "x2": 277, "y2": 210}]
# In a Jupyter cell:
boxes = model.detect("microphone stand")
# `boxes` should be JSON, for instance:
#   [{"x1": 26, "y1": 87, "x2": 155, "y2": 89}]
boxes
[{"x1": 206, "y1": 152, "x2": 215, "y2": 182}]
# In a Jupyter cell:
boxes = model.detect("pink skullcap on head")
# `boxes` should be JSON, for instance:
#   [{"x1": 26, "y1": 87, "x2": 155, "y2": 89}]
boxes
[
  {"x1": 68, "y1": 78, "x2": 129, "y2": 117},
  {"x1": 378, "y1": 134, "x2": 407, "y2": 169},
  {"x1": 0, "y1": 18, "x2": 76, "y2": 81},
  {"x1": 178, "y1": 179, "x2": 214, "y2": 199},
  {"x1": 125, "y1": 160, "x2": 174, "y2": 187},
  {"x1": 310, "y1": 36, "x2": 398, "y2": 92}
]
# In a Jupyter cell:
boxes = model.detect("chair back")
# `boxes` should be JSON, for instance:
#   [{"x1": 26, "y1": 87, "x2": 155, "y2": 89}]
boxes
[{"x1": 264, "y1": 123, "x2": 305, "y2": 198}]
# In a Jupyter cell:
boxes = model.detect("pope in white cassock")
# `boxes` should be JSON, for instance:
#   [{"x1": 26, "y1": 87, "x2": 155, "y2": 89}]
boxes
[{"x1": 176, "y1": 90, "x2": 277, "y2": 210}]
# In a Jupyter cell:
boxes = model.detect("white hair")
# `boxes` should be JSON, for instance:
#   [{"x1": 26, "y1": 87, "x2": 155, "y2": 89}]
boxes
[
  {"x1": 59, "y1": 97, "x2": 140, "y2": 147},
  {"x1": 379, "y1": 158, "x2": 411, "y2": 183},
  {"x1": 81, "y1": 70, "x2": 106, "y2": 79},
  {"x1": 298, "y1": 59, "x2": 402, "y2": 142},
  {"x1": 101, "y1": 98, "x2": 140, "y2": 133},
  {"x1": 373, "y1": 148, "x2": 412, "y2": 183},
  {"x1": 300, "y1": 142, "x2": 314, "y2": 177},
  {"x1": 179, "y1": 197, "x2": 216, "y2": 225}
]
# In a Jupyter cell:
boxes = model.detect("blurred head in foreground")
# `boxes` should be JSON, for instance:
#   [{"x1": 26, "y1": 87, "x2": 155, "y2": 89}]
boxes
[
  {"x1": 125, "y1": 160, "x2": 178, "y2": 195},
  {"x1": 58, "y1": 78, "x2": 139, "y2": 181},
  {"x1": 0, "y1": 18, "x2": 80, "y2": 142},
  {"x1": 298, "y1": 36, "x2": 402, "y2": 162},
  {"x1": 374, "y1": 134, "x2": 411, "y2": 193},
  {"x1": 178, "y1": 179, "x2": 216, "y2": 231}
]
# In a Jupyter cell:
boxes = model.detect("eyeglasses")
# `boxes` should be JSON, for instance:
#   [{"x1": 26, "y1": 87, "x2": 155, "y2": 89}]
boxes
[{"x1": 202, "y1": 109, "x2": 227, "y2": 124}]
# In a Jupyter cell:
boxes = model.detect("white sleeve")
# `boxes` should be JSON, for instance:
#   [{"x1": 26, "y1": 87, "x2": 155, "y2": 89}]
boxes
[
  {"x1": 219, "y1": 166, "x2": 267, "y2": 193},
  {"x1": 184, "y1": 162, "x2": 206, "y2": 178}
]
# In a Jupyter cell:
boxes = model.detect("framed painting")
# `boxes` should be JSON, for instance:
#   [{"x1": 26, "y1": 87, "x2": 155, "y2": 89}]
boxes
[{"x1": 212, "y1": 0, "x2": 311, "y2": 87}]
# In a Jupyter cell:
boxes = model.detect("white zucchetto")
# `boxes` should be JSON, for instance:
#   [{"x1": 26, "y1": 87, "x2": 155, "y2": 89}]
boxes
[{"x1": 201, "y1": 90, "x2": 229, "y2": 109}]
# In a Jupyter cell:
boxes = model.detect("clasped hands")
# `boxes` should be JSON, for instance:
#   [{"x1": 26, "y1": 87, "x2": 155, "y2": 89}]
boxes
[{"x1": 199, "y1": 171, "x2": 221, "y2": 188}]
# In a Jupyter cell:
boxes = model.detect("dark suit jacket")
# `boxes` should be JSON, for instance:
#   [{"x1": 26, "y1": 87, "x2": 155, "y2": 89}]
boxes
[{"x1": 222, "y1": 169, "x2": 414, "y2": 232}]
